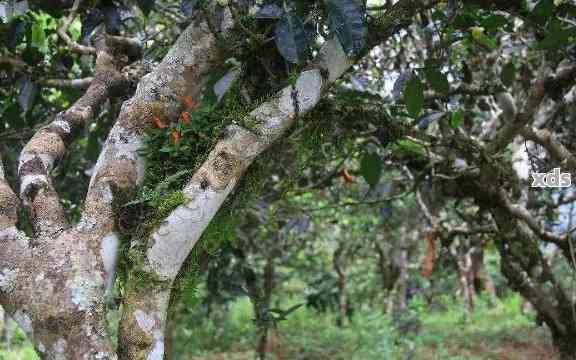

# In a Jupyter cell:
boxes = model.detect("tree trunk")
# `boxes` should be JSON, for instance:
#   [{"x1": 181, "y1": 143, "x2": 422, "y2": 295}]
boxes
[
  {"x1": 375, "y1": 242, "x2": 400, "y2": 295},
  {"x1": 472, "y1": 246, "x2": 497, "y2": 304},
  {"x1": 464, "y1": 178, "x2": 576, "y2": 359},
  {"x1": 388, "y1": 227, "x2": 409, "y2": 316},
  {"x1": 333, "y1": 244, "x2": 349, "y2": 327},
  {"x1": 256, "y1": 256, "x2": 276, "y2": 360},
  {"x1": 451, "y1": 239, "x2": 477, "y2": 314}
]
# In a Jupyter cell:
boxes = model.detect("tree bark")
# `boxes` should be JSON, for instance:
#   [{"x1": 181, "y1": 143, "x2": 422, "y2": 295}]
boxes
[
  {"x1": 333, "y1": 244, "x2": 349, "y2": 327},
  {"x1": 388, "y1": 227, "x2": 410, "y2": 316}
]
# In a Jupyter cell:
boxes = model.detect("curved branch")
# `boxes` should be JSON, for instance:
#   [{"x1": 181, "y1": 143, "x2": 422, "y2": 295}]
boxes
[
  {"x1": 57, "y1": 0, "x2": 96, "y2": 55},
  {"x1": 0, "y1": 154, "x2": 32, "y2": 315},
  {"x1": 522, "y1": 127, "x2": 576, "y2": 175},
  {"x1": 488, "y1": 63, "x2": 576, "y2": 153},
  {"x1": 86, "y1": 15, "x2": 233, "y2": 358},
  {"x1": 18, "y1": 35, "x2": 140, "y2": 238}
]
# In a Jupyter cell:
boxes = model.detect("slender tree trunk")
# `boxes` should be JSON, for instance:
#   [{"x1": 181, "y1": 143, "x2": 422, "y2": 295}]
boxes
[
  {"x1": 163, "y1": 311, "x2": 176, "y2": 360},
  {"x1": 388, "y1": 227, "x2": 409, "y2": 316},
  {"x1": 472, "y1": 247, "x2": 497, "y2": 304},
  {"x1": 375, "y1": 242, "x2": 400, "y2": 295},
  {"x1": 333, "y1": 244, "x2": 349, "y2": 327},
  {"x1": 454, "y1": 246, "x2": 477, "y2": 313},
  {"x1": 256, "y1": 256, "x2": 276, "y2": 360}
]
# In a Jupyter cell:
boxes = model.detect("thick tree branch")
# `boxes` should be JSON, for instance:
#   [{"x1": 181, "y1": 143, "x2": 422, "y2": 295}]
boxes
[
  {"x1": 18, "y1": 35, "x2": 140, "y2": 238},
  {"x1": 38, "y1": 77, "x2": 94, "y2": 89},
  {"x1": 522, "y1": 127, "x2": 576, "y2": 175},
  {"x1": 82, "y1": 14, "x2": 234, "y2": 358},
  {"x1": 488, "y1": 63, "x2": 576, "y2": 153}
]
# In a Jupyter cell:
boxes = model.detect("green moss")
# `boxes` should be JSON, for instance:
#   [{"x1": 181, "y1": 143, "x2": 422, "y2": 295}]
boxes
[
  {"x1": 173, "y1": 163, "x2": 265, "y2": 306},
  {"x1": 156, "y1": 191, "x2": 186, "y2": 219},
  {"x1": 113, "y1": 67, "x2": 266, "y2": 297}
]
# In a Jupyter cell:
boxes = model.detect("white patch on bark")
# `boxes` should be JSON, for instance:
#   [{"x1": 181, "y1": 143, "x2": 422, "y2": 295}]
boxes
[
  {"x1": 134, "y1": 308, "x2": 166, "y2": 360},
  {"x1": 148, "y1": 337, "x2": 165, "y2": 360},
  {"x1": 134, "y1": 309, "x2": 155, "y2": 333},
  {"x1": 0, "y1": 268, "x2": 17, "y2": 293},
  {"x1": 0, "y1": 226, "x2": 18, "y2": 239},
  {"x1": 69, "y1": 274, "x2": 104, "y2": 311},
  {"x1": 37, "y1": 153, "x2": 55, "y2": 173},
  {"x1": 214, "y1": 69, "x2": 240, "y2": 102},
  {"x1": 94, "y1": 351, "x2": 116, "y2": 360},
  {"x1": 512, "y1": 139, "x2": 530, "y2": 180},
  {"x1": 101, "y1": 232, "x2": 119, "y2": 298},
  {"x1": 89, "y1": 127, "x2": 146, "y2": 189},
  {"x1": 52, "y1": 120, "x2": 71, "y2": 135},
  {"x1": 278, "y1": 70, "x2": 322, "y2": 115},
  {"x1": 0, "y1": 227, "x2": 30, "y2": 249},
  {"x1": 146, "y1": 183, "x2": 235, "y2": 280},
  {"x1": 19, "y1": 174, "x2": 49, "y2": 200},
  {"x1": 34, "y1": 272, "x2": 45, "y2": 283},
  {"x1": 496, "y1": 92, "x2": 517, "y2": 122},
  {"x1": 18, "y1": 152, "x2": 56, "y2": 178},
  {"x1": 53, "y1": 338, "x2": 67, "y2": 359},
  {"x1": 77, "y1": 216, "x2": 97, "y2": 232},
  {"x1": 134, "y1": 309, "x2": 164, "y2": 360},
  {"x1": 317, "y1": 38, "x2": 354, "y2": 83}
]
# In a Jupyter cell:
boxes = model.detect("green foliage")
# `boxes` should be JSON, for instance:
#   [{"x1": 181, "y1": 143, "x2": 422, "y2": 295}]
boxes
[
  {"x1": 531, "y1": 0, "x2": 555, "y2": 24},
  {"x1": 326, "y1": 0, "x2": 367, "y2": 57},
  {"x1": 450, "y1": 110, "x2": 465, "y2": 129},
  {"x1": 500, "y1": 62, "x2": 516, "y2": 88},
  {"x1": 136, "y1": 0, "x2": 156, "y2": 16},
  {"x1": 425, "y1": 66, "x2": 450, "y2": 94},
  {"x1": 404, "y1": 75, "x2": 424, "y2": 118},
  {"x1": 167, "y1": 294, "x2": 548, "y2": 360},
  {"x1": 114, "y1": 75, "x2": 257, "y2": 296},
  {"x1": 360, "y1": 151, "x2": 382, "y2": 188},
  {"x1": 274, "y1": 7, "x2": 309, "y2": 64}
]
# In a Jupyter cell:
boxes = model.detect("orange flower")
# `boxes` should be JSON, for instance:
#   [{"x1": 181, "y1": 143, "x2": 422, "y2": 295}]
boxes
[
  {"x1": 181, "y1": 111, "x2": 191, "y2": 124},
  {"x1": 171, "y1": 130, "x2": 182, "y2": 143},
  {"x1": 182, "y1": 96, "x2": 199, "y2": 109},
  {"x1": 153, "y1": 116, "x2": 167, "y2": 129}
]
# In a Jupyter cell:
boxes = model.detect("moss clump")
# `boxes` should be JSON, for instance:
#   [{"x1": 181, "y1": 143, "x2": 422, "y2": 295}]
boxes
[
  {"x1": 114, "y1": 67, "x2": 264, "y2": 296},
  {"x1": 155, "y1": 191, "x2": 186, "y2": 219}
]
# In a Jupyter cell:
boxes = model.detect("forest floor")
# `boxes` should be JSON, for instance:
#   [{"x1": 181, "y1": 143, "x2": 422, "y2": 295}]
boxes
[
  {"x1": 0, "y1": 296, "x2": 559, "y2": 359},
  {"x1": 186, "y1": 296, "x2": 559, "y2": 360}
]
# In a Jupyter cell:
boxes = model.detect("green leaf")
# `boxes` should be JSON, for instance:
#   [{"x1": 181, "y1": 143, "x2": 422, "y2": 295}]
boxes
[
  {"x1": 137, "y1": 0, "x2": 156, "y2": 16},
  {"x1": 360, "y1": 152, "x2": 383, "y2": 188},
  {"x1": 31, "y1": 18, "x2": 46, "y2": 52},
  {"x1": 425, "y1": 68, "x2": 450, "y2": 94},
  {"x1": 475, "y1": 33, "x2": 498, "y2": 50},
  {"x1": 404, "y1": 76, "x2": 424, "y2": 117},
  {"x1": 326, "y1": 0, "x2": 367, "y2": 57},
  {"x1": 538, "y1": 19, "x2": 573, "y2": 50},
  {"x1": 531, "y1": 0, "x2": 555, "y2": 24},
  {"x1": 392, "y1": 139, "x2": 425, "y2": 157},
  {"x1": 481, "y1": 15, "x2": 508, "y2": 31},
  {"x1": 275, "y1": 10, "x2": 309, "y2": 64},
  {"x1": 450, "y1": 110, "x2": 464, "y2": 128},
  {"x1": 500, "y1": 62, "x2": 516, "y2": 87}
]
